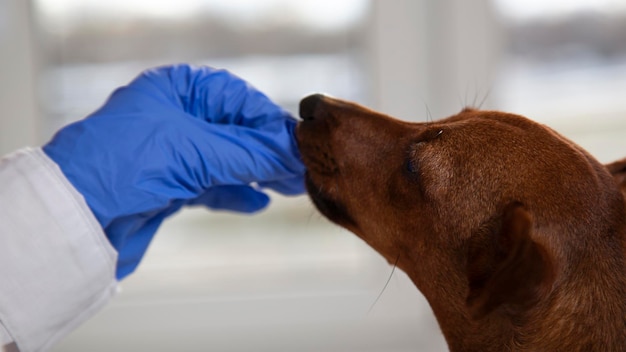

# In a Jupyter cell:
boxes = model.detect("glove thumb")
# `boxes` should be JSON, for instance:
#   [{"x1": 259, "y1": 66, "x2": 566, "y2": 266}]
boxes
[
  {"x1": 189, "y1": 185, "x2": 270, "y2": 213},
  {"x1": 258, "y1": 176, "x2": 305, "y2": 196}
]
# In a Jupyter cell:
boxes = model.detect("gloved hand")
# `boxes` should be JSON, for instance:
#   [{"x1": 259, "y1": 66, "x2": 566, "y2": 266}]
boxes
[{"x1": 43, "y1": 64, "x2": 305, "y2": 279}]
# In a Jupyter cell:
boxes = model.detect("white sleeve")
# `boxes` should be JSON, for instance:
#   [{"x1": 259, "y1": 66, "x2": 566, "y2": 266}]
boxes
[{"x1": 0, "y1": 148, "x2": 118, "y2": 352}]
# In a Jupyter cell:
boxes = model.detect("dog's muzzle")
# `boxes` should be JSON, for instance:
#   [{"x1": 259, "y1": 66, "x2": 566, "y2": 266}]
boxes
[{"x1": 296, "y1": 94, "x2": 356, "y2": 227}]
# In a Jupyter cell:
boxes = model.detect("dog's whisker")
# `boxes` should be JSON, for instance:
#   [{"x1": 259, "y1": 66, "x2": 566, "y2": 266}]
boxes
[
  {"x1": 418, "y1": 97, "x2": 433, "y2": 124},
  {"x1": 472, "y1": 79, "x2": 480, "y2": 108},
  {"x1": 425, "y1": 103, "x2": 433, "y2": 124},
  {"x1": 456, "y1": 91, "x2": 465, "y2": 111},
  {"x1": 306, "y1": 207, "x2": 317, "y2": 225},
  {"x1": 367, "y1": 254, "x2": 400, "y2": 315},
  {"x1": 477, "y1": 85, "x2": 493, "y2": 110}
]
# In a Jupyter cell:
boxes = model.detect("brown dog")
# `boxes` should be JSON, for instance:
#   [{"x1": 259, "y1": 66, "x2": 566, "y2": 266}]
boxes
[{"x1": 296, "y1": 94, "x2": 626, "y2": 352}]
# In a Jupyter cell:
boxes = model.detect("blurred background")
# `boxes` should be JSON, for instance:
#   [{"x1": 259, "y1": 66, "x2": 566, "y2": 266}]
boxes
[{"x1": 2, "y1": 0, "x2": 626, "y2": 351}]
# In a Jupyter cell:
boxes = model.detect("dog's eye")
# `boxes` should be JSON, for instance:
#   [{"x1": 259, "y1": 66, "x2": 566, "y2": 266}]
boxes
[
  {"x1": 405, "y1": 142, "x2": 425, "y2": 175},
  {"x1": 405, "y1": 143, "x2": 424, "y2": 176},
  {"x1": 404, "y1": 129, "x2": 443, "y2": 175},
  {"x1": 406, "y1": 158, "x2": 418, "y2": 173}
]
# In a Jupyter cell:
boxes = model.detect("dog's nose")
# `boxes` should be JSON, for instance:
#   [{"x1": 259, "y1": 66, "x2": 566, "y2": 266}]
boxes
[{"x1": 299, "y1": 94, "x2": 326, "y2": 121}]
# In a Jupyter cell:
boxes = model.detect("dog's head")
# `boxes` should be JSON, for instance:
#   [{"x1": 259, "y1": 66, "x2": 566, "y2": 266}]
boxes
[{"x1": 296, "y1": 94, "x2": 626, "y2": 344}]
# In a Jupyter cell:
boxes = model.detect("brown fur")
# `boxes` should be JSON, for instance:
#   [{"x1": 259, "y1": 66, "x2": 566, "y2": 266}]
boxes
[{"x1": 296, "y1": 94, "x2": 626, "y2": 351}]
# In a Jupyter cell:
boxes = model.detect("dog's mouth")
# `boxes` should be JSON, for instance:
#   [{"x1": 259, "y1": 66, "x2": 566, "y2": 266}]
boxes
[
  {"x1": 297, "y1": 130, "x2": 357, "y2": 228},
  {"x1": 303, "y1": 171, "x2": 357, "y2": 227},
  {"x1": 297, "y1": 140, "x2": 339, "y2": 178},
  {"x1": 296, "y1": 94, "x2": 359, "y2": 228}
]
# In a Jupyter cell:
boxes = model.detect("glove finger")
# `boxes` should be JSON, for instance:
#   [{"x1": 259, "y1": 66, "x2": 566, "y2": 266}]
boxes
[
  {"x1": 108, "y1": 200, "x2": 186, "y2": 280},
  {"x1": 129, "y1": 65, "x2": 296, "y2": 129},
  {"x1": 189, "y1": 185, "x2": 270, "y2": 213},
  {"x1": 182, "y1": 120, "x2": 305, "y2": 187},
  {"x1": 258, "y1": 176, "x2": 306, "y2": 196}
]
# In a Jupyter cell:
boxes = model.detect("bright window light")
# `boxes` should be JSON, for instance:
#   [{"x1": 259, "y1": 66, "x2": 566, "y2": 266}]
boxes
[
  {"x1": 35, "y1": 0, "x2": 369, "y2": 30},
  {"x1": 493, "y1": 0, "x2": 626, "y2": 21}
]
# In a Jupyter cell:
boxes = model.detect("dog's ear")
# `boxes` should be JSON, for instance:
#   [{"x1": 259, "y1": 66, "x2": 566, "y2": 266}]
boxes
[
  {"x1": 465, "y1": 202, "x2": 554, "y2": 320},
  {"x1": 606, "y1": 158, "x2": 626, "y2": 194}
]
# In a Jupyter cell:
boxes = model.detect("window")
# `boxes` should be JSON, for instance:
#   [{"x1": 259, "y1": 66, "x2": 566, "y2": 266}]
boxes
[{"x1": 493, "y1": 0, "x2": 626, "y2": 162}]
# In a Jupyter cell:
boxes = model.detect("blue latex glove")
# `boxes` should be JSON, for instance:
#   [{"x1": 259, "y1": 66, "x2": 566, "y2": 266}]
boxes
[{"x1": 43, "y1": 64, "x2": 305, "y2": 279}]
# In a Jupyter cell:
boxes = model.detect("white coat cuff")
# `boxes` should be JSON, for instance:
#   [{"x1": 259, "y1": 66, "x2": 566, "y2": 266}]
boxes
[{"x1": 0, "y1": 148, "x2": 118, "y2": 352}]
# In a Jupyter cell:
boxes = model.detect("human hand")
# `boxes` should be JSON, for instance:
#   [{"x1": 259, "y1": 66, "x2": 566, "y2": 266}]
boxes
[{"x1": 43, "y1": 64, "x2": 305, "y2": 279}]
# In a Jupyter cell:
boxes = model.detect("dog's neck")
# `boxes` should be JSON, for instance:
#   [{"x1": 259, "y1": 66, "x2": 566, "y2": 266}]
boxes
[
  {"x1": 406, "y1": 241, "x2": 626, "y2": 352},
  {"x1": 533, "y1": 284, "x2": 626, "y2": 351},
  {"x1": 526, "y1": 249, "x2": 626, "y2": 351}
]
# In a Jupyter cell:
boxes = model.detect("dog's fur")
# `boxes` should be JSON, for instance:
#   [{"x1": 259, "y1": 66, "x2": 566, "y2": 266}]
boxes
[{"x1": 296, "y1": 94, "x2": 626, "y2": 351}]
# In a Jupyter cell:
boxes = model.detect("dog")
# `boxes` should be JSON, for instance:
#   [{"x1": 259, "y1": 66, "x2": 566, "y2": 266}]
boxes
[{"x1": 296, "y1": 94, "x2": 626, "y2": 351}]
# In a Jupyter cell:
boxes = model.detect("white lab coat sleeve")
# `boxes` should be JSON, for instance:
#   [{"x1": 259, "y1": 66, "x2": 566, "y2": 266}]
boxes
[{"x1": 0, "y1": 148, "x2": 118, "y2": 352}]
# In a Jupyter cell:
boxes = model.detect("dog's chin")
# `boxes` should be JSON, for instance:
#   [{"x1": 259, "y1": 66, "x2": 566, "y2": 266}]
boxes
[{"x1": 305, "y1": 173, "x2": 357, "y2": 228}]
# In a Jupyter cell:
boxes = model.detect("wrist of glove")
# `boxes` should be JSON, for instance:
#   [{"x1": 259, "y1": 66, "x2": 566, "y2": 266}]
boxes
[{"x1": 43, "y1": 64, "x2": 305, "y2": 279}]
